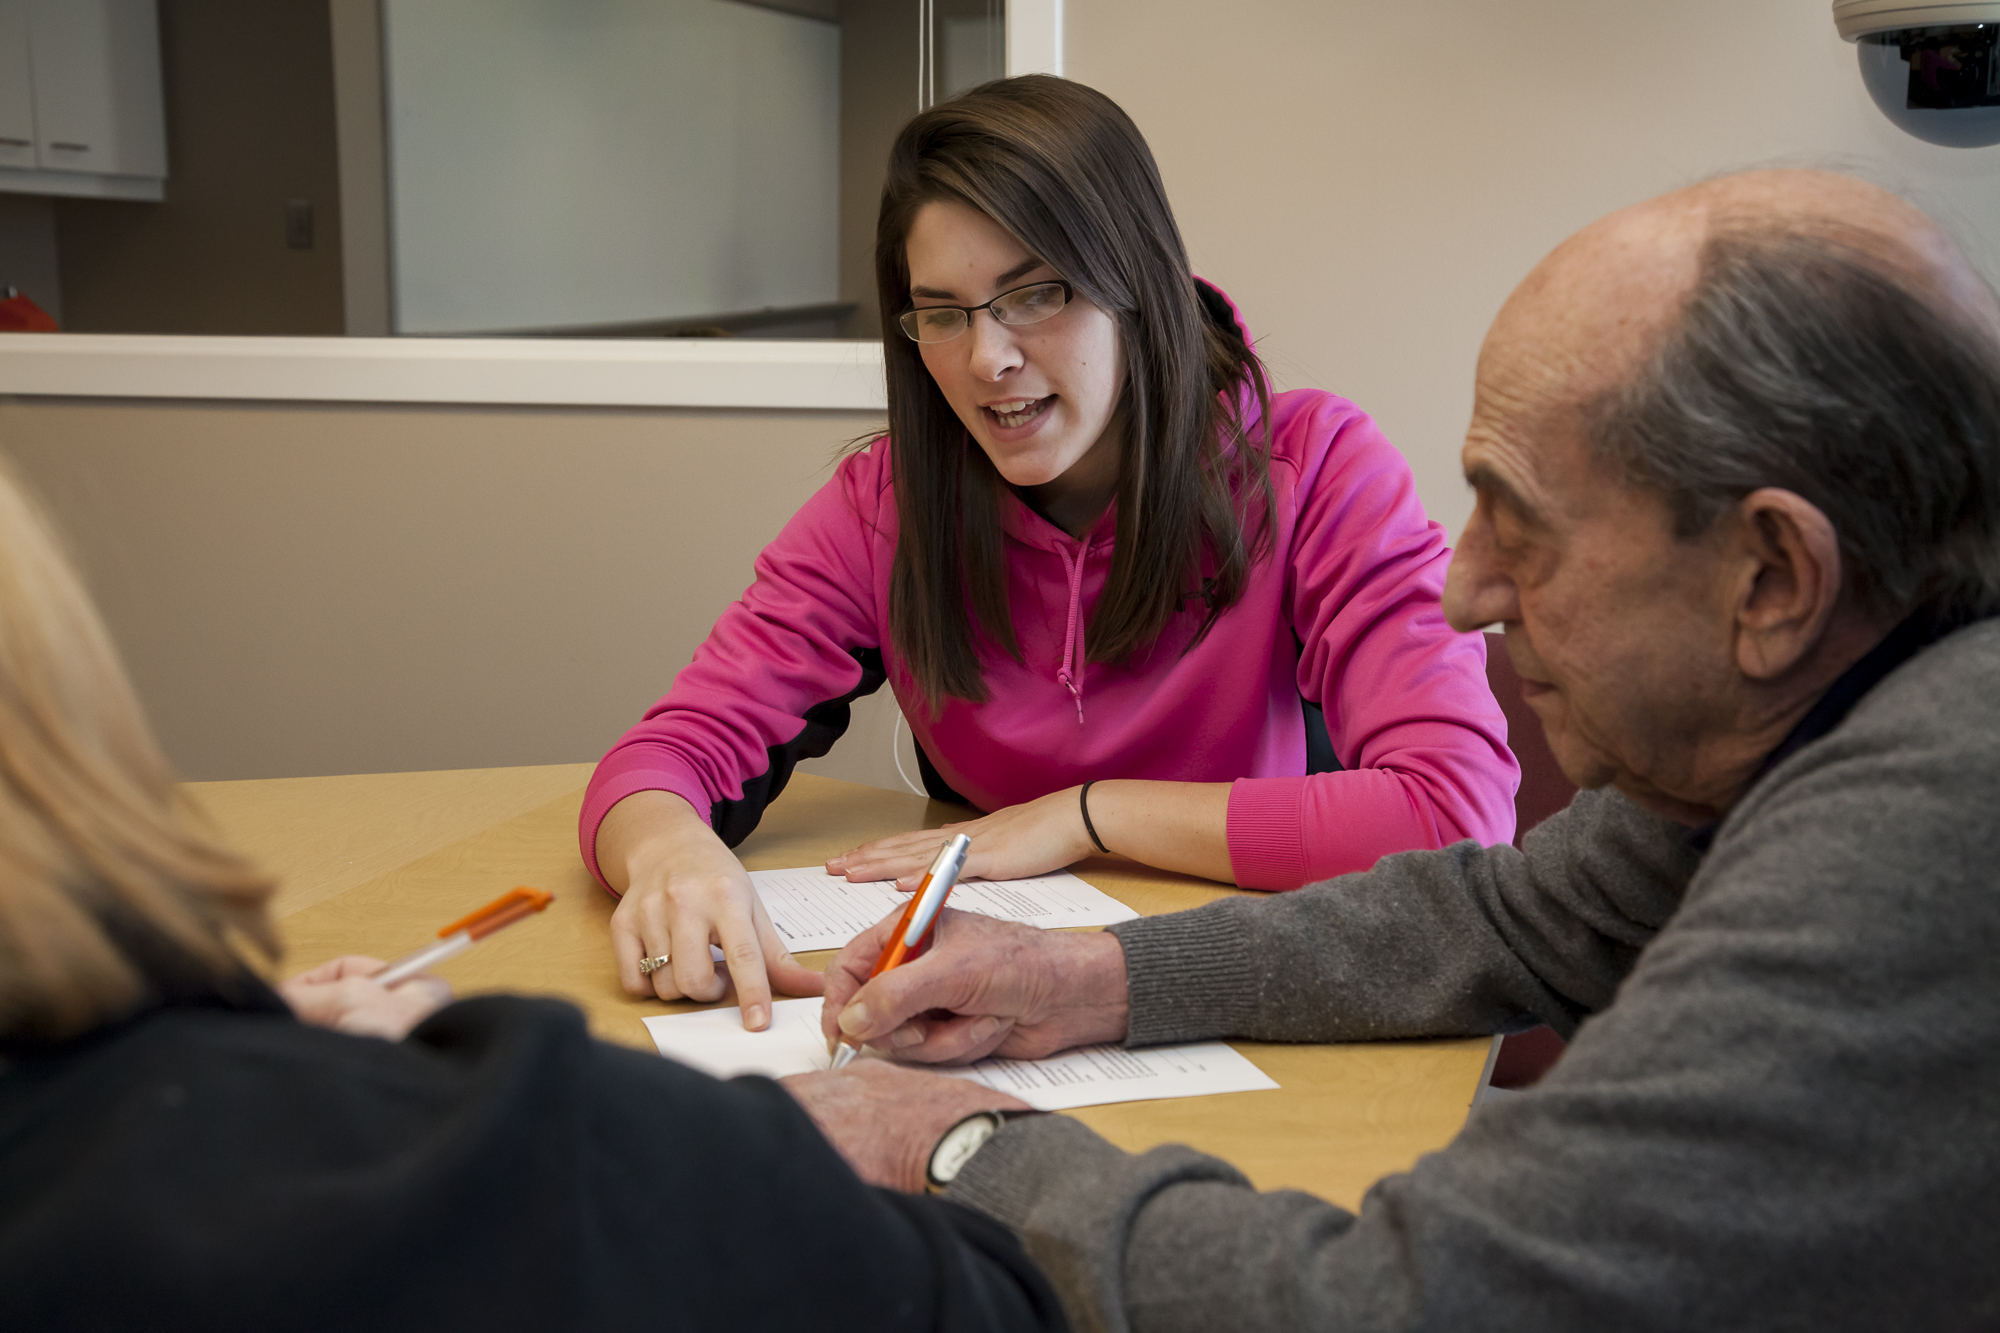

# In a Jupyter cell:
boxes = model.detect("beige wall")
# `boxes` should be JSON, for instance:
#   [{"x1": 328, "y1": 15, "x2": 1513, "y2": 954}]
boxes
[
  {"x1": 1067, "y1": 0, "x2": 2000, "y2": 537},
  {"x1": 0, "y1": 396, "x2": 917, "y2": 787},
  {"x1": 9, "y1": 0, "x2": 2000, "y2": 788}
]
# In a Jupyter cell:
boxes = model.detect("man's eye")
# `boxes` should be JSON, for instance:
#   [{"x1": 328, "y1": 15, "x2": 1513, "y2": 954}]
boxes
[{"x1": 1483, "y1": 499, "x2": 1533, "y2": 555}]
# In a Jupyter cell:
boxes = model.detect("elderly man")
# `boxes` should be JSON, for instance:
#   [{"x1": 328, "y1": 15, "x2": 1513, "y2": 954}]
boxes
[{"x1": 783, "y1": 168, "x2": 2000, "y2": 1331}]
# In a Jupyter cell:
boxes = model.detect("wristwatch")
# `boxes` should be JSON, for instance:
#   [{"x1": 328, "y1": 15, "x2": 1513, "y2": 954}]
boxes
[{"x1": 925, "y1": 1109, "x2": 1042, "y2": 1193}]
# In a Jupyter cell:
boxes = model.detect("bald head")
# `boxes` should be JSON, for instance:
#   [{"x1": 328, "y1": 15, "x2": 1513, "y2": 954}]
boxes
[
  {"x1": 1674, "y1": 170, "x2": 2000, "y2": 340},
  {"x1": 1488, "y1": 169, "x2": 2000, "y2": 424}
]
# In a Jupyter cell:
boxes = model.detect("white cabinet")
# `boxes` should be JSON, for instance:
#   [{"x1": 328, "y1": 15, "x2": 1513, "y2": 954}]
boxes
[
  {"x1": 0, "y1": 0, "x2": 35, "y2": 171},
  {"x1": 26, "y1": 0, "x2": 166, "y2": 179},
  {"x1": 0, "y1": 0, "x2": 166, "y2": 200}
]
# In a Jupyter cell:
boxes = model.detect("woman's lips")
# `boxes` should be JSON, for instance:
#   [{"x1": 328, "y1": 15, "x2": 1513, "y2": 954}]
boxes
[{"x1": 984, "y1": 396, "x2": 1052, "y2": 429}]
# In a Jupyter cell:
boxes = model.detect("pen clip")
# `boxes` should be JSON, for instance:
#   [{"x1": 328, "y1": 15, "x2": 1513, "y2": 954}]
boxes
[
  {"x1": 439, "y1": 886, "x2": 554, "y2": 940},
  {"x1": 901, "y1": 833, "x2": 971, "y2": 949}
]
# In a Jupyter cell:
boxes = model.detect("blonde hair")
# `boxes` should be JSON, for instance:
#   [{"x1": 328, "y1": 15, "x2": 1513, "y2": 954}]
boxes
[{"x1": 0, "y1": 455, "x2": 275, "y2": 1043}]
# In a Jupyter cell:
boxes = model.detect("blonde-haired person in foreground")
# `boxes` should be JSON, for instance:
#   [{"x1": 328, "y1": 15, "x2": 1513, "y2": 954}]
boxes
[{"x1": 0, "y1": 458, "x2": 1063, "y2": 1333}]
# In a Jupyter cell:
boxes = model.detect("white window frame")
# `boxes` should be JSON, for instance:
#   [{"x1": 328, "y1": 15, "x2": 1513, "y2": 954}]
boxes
[{"x1": 0, "y1": 1, "x2": 1063, "y2": 410}]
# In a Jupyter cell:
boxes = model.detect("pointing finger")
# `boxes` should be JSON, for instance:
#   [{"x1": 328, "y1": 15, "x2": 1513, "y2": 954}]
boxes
[{"x1": 714, "y1": 914, "x2": 773, "y2": 1031}]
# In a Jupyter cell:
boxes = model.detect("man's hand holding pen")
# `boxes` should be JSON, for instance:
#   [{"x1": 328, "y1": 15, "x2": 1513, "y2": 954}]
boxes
[
  {"x1": 818, "y1": 908, "x2": 1133, "y2": 1065},
  {"x1": 783, "y1": 901, "x2": 1072, "y2": 1196},
  {"x1": 786, "y1": 899, "x2": 1135, "y2": 1192}
]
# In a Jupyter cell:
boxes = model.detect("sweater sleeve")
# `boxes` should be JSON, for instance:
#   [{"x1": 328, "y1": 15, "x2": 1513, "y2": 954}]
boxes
[
  {"x1": 1115, "y1": 787, "x2": 1698, "y2": 1048},
  {"x1": 570, "y1": 1020, "x2": 1072, "y2": 1332},
  {"x1": 578, "y1": 443, "x2": 894, "y2": 887},
  {"x1": 1225, "y1": 402, "x2": 1519, "y2": 889}
]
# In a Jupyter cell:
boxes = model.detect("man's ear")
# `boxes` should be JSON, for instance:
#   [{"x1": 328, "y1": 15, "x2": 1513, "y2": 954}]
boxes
[{"x1": 1729, "y1": 488, "x2": 1843, "y2": 681}]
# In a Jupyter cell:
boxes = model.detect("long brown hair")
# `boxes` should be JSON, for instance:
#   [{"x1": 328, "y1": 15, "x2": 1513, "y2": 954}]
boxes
[
  {"x1": 0, "y1": 455, "x2": 275, "y2": 1044},
  {"x1": 876, "y1": 75, "x2": 1273, "y2": 708}
]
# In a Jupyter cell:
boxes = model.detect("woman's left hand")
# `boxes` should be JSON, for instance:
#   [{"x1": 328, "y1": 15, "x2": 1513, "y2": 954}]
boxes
[
  {"x1": 826, "y1": 786, "x2": 1096, "y2": 889},
  {"x1": 278, "y1": 955, "x2": 454, "y2": 1041}
]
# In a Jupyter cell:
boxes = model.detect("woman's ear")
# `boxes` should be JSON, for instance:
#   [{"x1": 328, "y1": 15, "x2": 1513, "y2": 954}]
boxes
[{"x1": 1730, "y1": 487, "x2": 1844, "y2": 681}]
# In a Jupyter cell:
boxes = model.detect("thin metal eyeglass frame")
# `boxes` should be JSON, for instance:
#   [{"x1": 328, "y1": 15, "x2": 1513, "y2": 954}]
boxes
[{"x1": 897, "y1": 280, "x2": 1076, "y2": 343}]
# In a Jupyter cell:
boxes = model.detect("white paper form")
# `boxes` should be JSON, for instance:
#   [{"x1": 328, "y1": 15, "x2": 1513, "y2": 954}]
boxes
[
  {"x1": 643, "y1": 998, "x2": 1278, "y2": 1112},
  {"x1": 749, "y1": 866, "x2": 1138, "y2": 954}
]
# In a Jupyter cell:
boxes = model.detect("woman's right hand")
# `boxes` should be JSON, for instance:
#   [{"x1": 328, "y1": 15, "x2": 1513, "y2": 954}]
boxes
[
  {"x1": 598, "y1": 790, "x2": 824, "y2": 1030},
  {"x1": 279, "y1": 955, "x2": 453, "y2": 1041}
]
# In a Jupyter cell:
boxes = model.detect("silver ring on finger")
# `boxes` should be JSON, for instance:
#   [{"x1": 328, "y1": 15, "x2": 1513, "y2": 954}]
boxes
[{"x1": 637, "y1": 952, "x2": 672, "y2": 974}]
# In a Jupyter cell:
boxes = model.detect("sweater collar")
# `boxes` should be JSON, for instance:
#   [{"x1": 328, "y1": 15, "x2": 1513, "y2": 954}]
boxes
[
  {"x1": 998, "y1": 487, "x2": 1118, "y2": 551},
  {"x1": 1686, "y1": 604, "x2": 1989, "y2": 852}
]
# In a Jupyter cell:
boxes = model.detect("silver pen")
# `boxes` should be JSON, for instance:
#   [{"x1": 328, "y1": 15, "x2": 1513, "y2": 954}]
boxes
[{"x1": 828, "y1": 833, "x2": 972, "y2": 1070}]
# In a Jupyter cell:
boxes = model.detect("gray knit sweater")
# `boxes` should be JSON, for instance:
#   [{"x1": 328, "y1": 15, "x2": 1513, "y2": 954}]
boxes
[{"x1": 947, "y1": 619, "x2": 2000, "y2": 1332}]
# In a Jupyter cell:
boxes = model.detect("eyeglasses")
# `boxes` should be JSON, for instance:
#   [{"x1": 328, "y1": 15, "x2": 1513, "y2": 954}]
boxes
[{"x1": 897, "y1": 280, "x2": 1074, "y2": 344}]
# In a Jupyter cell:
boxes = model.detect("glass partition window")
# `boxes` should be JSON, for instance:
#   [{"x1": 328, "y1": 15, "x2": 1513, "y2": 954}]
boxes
[
  {"x1": 384, "y1": 0, "x2": 843, "y2": 338},
  {"x1": 0, "y1": 0, "x2": 1008, "y2": 340}
]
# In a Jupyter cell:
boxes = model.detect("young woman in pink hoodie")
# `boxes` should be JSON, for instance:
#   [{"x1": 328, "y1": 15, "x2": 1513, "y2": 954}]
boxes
[{"x1": 583, "y1": 76, "x2": 1519, "y2": 1029}]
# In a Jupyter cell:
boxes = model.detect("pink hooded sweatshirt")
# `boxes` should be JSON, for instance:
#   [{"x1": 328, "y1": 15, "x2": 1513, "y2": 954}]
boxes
[{"x1": 581, "y1": 286, "x2": 1518, "y2": 890}]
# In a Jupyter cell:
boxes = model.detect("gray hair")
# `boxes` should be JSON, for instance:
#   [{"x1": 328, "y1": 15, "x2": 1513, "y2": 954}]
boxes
[{"x1": 1590, "y1": 226, "x2": 2000, "y2": 621}]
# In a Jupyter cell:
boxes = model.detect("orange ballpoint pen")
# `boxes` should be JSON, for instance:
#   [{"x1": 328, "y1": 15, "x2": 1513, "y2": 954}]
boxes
[
  {"x1": 829, "y1": 832, "x2": 972, "y2": 1070},
  {"x1": 373, "y1": 887, "x2": 555, "y2": 987}
]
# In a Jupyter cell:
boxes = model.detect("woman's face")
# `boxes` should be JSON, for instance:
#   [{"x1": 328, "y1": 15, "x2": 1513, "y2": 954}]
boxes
[{"x1": 905, "y1": 199, "x2": 1125, "y2": 504}]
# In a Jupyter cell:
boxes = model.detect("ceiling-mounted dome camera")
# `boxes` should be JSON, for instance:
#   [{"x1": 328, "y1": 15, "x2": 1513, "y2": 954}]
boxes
[{"x1": 1836, "y1": 1, "x2": 2000, "y2": 146}]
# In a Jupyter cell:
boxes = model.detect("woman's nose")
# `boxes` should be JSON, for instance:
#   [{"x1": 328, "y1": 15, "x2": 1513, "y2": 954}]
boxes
[{"x1": 966, "y1": 310, "x2": 1025, "y2": 380}]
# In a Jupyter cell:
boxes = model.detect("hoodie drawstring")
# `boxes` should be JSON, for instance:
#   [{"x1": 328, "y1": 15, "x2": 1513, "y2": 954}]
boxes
[{"x1": 1054, "y1": 540, "x2": 1088, "y2": 724}]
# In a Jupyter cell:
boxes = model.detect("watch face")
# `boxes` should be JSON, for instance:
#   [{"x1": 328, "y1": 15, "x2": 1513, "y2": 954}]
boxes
[{"x1": 929, "y1": 1114, "x2": 1001, "y2": 1186}]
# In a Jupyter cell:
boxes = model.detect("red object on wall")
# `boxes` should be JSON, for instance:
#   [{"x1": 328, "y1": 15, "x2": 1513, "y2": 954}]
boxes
[
  {"x1": 0, "y1": 293, "x2": 59, "y2": 332},
  {"x1": 1484, "y1": 632, "x2": 1579, "y2": 1089}
]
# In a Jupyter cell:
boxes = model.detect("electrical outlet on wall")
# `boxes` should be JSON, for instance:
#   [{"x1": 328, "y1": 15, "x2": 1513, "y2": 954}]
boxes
[{"x1": 285, "y1": 199, "x2": 314, "y2": 250}]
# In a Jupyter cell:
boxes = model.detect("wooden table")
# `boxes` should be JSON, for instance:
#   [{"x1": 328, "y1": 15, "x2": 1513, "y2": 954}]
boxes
[{"x1": 186, "y1": 765, "x2": 1489, "y2": 1213}]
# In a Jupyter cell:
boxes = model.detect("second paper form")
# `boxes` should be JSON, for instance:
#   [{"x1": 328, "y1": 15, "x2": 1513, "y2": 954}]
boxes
[{"x1": 751, "y1": 866, "x2": 1137, "y2": 953}]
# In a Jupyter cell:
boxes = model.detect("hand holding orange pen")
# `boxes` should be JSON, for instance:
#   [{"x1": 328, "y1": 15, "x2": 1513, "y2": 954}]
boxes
[
  {"x1": 373, "y1": 887, "x2": 555, "y2": 988},
  {"x1": 828, "y1": 833, "x2": 972, "y2": 1070}
]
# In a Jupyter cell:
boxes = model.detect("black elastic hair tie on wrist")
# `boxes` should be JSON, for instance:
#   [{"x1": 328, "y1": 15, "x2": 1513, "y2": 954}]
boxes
[{"x1": 1079, "y1": 780, "x2": 1111, "y2": 855}]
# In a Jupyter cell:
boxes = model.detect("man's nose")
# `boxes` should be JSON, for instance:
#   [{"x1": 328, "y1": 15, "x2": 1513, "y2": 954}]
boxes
[
  {"x1": 1442, "y1": 514, "x2": 1519, "y2": 632},
  {"x1": 967, "y1": 310, "x2": 1024, "y2": 381}
]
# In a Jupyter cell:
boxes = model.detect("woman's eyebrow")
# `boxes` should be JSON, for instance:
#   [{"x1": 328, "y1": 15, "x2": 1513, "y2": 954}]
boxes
[
  {"x1": 909, "y1": 257, "x2": 1052, "y2": 303},
  {"x1": 995, "y1": 256, "x2": 1048, "y2": 286}
]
